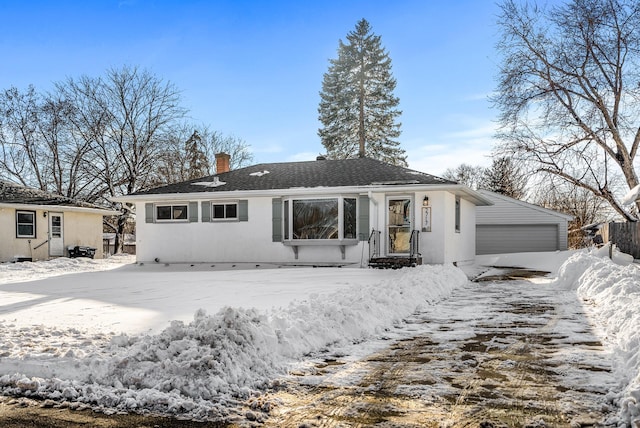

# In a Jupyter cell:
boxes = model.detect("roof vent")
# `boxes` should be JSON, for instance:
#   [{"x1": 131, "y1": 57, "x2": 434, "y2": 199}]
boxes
[{"x1": 316, "y1": 155, "x2": 326, "y2": 161}]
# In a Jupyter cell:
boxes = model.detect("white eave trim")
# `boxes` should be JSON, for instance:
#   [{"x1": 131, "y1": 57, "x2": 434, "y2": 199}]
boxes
[
  {"x1": 0, "y1": 202, "x2": 117, "y2": 216},
  {"x1": 111, "y1": 184, "x2": 494, "y2": 206}
]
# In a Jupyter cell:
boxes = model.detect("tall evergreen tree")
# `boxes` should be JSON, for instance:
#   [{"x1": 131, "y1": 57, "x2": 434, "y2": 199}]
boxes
[
  {"x1": 318, "y1": 19, "x2": 405, "y2": 166},
  {"x1": 483, "y1": 157, "x2": 527, "y2": 199},
  {"x1": 185, "y1": 130, "x2": 210, "y2": 179}
]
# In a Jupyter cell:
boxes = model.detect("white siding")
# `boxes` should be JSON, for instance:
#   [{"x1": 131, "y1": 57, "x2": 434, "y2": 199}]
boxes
[
  {"x1": 476, "y1": 191, "x2": 571, "y2": 254},
  {"x1": 135, "y1": 189, "x2": 480, "y2": 266}
]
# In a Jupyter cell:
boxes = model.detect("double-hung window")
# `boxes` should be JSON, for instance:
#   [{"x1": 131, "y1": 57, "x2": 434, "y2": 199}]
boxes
[
  {"x1": 283, "y1": 196, "x2": 357, "y2": 241},
  {"x1": 16, "y1": 210, "x2": 36, "y2": 238},
  {"x1": 156, "y1": 204, "x2": 188, "y2": 221}
]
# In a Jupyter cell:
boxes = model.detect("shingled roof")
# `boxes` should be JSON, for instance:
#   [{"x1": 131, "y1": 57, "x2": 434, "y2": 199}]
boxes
[
  {"x1": 0, "y1": 180, "x2": 112, "y2": 211},
  {"x1": 132, "y1": 157, "x2": 456, "y2": 196}
]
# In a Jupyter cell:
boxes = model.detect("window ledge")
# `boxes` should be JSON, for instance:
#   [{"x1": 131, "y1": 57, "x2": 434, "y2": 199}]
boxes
[
  {"x1": 283, "y1": 239, "x2": 359, "y2": 260},
  {"x1": 283, "y1": 239, "x2": 358, "y2": 246}
]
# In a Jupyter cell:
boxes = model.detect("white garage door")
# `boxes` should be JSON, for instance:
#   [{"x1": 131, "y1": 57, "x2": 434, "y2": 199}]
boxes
[{"x1": 476, "y1": 224, "x2": 559, "y2": 255}]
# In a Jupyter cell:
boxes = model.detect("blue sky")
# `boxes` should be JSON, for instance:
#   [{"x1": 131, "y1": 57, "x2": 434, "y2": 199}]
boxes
[{"x1": 1, "y1": 0, "x2": 503, "y2": 175}]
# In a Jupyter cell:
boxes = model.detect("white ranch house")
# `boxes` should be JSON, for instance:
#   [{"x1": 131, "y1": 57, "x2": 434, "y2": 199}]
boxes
[{"x1": 115, "y1": 155, "x2": 493, "y2": 267}]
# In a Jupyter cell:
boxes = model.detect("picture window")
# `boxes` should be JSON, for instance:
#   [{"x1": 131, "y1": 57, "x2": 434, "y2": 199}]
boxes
[{"x1": 283, "y1": 196, "x2": 357, "y2": 241}]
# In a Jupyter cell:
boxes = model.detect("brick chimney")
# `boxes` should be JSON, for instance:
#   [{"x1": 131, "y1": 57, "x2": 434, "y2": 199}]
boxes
[{"x1": 215, "y1": 152, "x2": 231, "y2": 174}]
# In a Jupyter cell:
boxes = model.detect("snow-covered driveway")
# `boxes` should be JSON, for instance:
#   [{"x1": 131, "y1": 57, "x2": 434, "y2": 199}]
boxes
[{"x1": 265, "y1": 275, "x2": 617, "y2": 427}]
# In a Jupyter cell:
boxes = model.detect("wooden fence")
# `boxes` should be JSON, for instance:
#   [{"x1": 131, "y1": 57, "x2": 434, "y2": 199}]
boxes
[{"x1": 606, "y1": 222, "x2": 640, "y2": 259}]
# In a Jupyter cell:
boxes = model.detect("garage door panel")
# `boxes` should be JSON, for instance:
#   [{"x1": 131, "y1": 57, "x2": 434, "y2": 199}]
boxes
[{"x1": 476, "y1": 224, "x2": 558, "y2": 255}]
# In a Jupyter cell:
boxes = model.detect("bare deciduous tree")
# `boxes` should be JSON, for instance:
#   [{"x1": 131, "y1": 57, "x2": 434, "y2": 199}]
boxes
[
  {"x1": 494, "y1": 0, "x2": 640, "y2": 220},
  {"x1": 442, "y1": 163, "x2": 486, "y2": 190},
  {"x1": 0, "y1": 86, "x2": 47, "y2": 189},
  {"x1": 533, "y1": 175, "x2": 611, "y2": 248},
  {"x1": 60, "y1": 66, "x2": 187, "y2": 252},
  {"x1": 0, "y1": 66, "x2": 255, "y2": 253},
  {"x1": 152, "y1": 124, "x2": 254, "y2": 186}
]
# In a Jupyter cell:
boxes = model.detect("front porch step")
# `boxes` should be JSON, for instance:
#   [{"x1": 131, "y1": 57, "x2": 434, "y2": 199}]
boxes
[{"x1": 368, "y1": 256, "x2": 422, "y2": 269}]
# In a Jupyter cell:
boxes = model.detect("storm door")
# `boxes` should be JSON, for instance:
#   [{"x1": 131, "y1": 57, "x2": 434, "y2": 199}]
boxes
[
  {"x1": 49, "y1": 212, "x2": 64, "y2": 256},
  {"x1": 387, "y1": 198, "x2": 412, "y2": 254}
]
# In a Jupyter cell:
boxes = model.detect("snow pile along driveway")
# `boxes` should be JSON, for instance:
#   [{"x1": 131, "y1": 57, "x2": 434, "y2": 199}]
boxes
[
  {"x1": 555, "y1": 250, "x2": 640, "y2": 425},
  {"x1": 0, "y1": 264, "x2": 466, "y2": 420}
]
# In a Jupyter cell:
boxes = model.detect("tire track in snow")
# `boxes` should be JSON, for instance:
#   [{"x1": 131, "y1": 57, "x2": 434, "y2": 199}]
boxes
[{"x1": 260, "y1": 277, "x2": 618, "y2": 427}]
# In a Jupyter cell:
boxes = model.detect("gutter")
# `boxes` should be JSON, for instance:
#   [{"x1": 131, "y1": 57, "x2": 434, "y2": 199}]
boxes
[
  {"x1": 0, "y1": 203, "x2": 117, "y2": 216},
  {"x1": 112, "y1": 184, "x2": 494, "y2": 206}
]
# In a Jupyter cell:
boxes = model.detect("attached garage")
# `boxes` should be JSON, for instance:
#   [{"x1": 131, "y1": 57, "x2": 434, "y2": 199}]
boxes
[{"x1": 476, "y1": 190, "x2": 573, "y2": 255}]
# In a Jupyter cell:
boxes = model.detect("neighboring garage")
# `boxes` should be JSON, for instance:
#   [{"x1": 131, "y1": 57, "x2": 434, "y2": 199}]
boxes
[{"x1": 476, "y1": 190, "x2": 573, "y2": 255}]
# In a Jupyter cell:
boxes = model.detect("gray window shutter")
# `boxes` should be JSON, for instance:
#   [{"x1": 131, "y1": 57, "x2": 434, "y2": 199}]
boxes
[
  {"x1": 145, "y1": 203, "x2": 154, "y2": 223},
  {"x1": 201, "y1": 201, "x2": 211, "y2": 222},
  {"x1": 358, "y1": 195, "x2": 370, "y2": 241},
  {"x1": 238, "y1": 200, "x2": 248, "y2": 222},
  {"x1": 189, "y1": 202, "x2": 198, "y2": 222},
  {"x1": 272, "y1": 198, "x2": 283, "y2": 242}
]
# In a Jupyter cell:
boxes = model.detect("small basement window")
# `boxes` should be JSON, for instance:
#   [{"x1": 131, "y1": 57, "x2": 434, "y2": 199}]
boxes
[
  {"x1": 212, "y1": 202, "x2": 238, "y2": 220},
  {"x1": 16, "y1": 210, "x2": 36, "y2": 238},
  {"x1": 156, "y1": 204, "x2": 188, "y2": 221}
]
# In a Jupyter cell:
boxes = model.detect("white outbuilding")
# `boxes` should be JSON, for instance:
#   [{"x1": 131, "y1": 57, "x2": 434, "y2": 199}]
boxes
[{"x1": 475, "y1": 190, "x2": 573, "y2": 255}]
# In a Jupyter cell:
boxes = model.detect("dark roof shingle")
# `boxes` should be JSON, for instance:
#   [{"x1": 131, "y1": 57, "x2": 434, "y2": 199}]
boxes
[
  {"x1": 0, "y1": 180, "x2": 111, "y2": 210},
  {"x1": 133, "y1": 157, "x2": 455, "y2": 195}
]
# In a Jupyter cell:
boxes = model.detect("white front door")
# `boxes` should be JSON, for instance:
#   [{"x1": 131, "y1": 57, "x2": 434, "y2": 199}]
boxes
[
  {"x1": 49, "y1": 212, "x2": 64, "y2": 256},
  {"x1": 387, "y1": 197, "x2": 412, "y2": 255}
]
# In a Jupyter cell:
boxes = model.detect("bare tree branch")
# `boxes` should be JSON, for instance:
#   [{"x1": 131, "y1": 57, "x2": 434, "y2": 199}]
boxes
[{"x1": 494, "y1": 0, "x2": 640, "y2": 220}]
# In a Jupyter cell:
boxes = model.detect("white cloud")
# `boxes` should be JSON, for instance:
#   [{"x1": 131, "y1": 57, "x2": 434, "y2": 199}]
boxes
[{"x1": 405, "y1": 119, "x2": 498, "y2": 176}]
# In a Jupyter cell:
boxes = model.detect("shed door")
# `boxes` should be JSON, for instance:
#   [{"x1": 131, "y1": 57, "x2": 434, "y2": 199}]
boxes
[
  {"x1": 49, "y1": 212, "x2": 64, "y2": 257},
  {"x1": 476, "y1": 224, "x2": 558, "y2": 255}
]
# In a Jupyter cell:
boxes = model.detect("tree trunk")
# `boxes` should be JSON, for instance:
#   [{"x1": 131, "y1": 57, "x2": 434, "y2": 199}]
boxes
[{"x1": 113, "y1": 213, "x2": 127, "y2": 254}]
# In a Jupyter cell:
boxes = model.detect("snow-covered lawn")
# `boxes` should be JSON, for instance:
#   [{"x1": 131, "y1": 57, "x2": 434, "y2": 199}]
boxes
[{"x1": 0, "y1": 249, "x2": 638, "y2": 425}]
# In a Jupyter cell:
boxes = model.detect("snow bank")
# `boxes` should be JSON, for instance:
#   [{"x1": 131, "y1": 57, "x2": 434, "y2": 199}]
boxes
[
  {"x1": 0, "y1": 254, "x2": 134, "y2": 284},
  {"x1": 0, "y1": 264, "x2": 466, "y2": 420},
  {"x1": 475, "y1": 250, "x2": 576, "y2": 275},
  {"x1": 554, "y1": 250, "x2": 640, "y2": 425}
]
